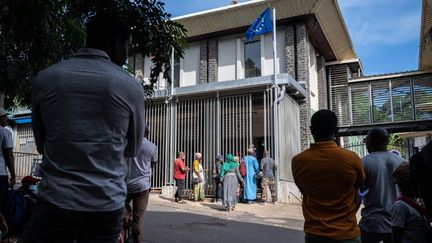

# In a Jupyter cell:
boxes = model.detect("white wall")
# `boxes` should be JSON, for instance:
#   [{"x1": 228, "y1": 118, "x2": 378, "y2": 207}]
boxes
[
  {"x1": 277, "y1": 30, "x2": 287, "y2": 75},
  {"x1": 142, "y1": 30, "x2": 290, "y2": 88},
  {"x1": 218, "y1": 38, "x2": 237, "y2": 82},
  {"x1": 181, "y1": 43, "x2": 200, "y2": 87},
  {"x1": 309, "y1": 43, "x2": 319, "y2": 111},
  {"x1": 143, "y1": 57, "x2": 166, "y2": 89},
  {"x1": 260, "y1": 30, "x2": 287, "y2": 76}
]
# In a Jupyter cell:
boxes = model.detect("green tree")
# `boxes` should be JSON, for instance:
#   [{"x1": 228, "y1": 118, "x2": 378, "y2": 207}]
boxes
[{"x1": 0, "y1": 0, "x2": 187, "y2": 108}]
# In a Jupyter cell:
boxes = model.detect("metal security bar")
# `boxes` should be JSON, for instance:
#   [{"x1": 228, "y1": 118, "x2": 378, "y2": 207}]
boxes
[
  {"x1": 264, "y1": 88, "x2": 274, "y2": 157},
  {"x1": 350, "y1": 84, "x2": 370, "y2": 125},
  {"x1": 392, "y1": 78, "x2": 413, "y2": 122},
  {"x1": 175, "y1": 97, "x2": 218, "y2": 196},
  {"x1": 414, "y1": 75, "x2": 432, "y2": 120},
  {"x1": 347, "y1": 74, "x2": 432, "y2": 126},
  {"x1": 145, "y1": 101, "x2": 168, "y2": 189},
  {"x1": 372, "y1": 80, "x2": 392, "y2": 123},
  {"x1": 168, "y1": 94, "x2": 253, "y2": 197},
  {"x1": 329, "y1": 65, "x2": 350, "y2": 126},
  {"x1": 220, "y1": 95, "x2": 252, "y2": 157},
  {"x1": 14, "y1": 125, "x2": 38, "y2": 154},
  {"x1": 13, "y1": 152, "x2": 41, "y2": 182}
]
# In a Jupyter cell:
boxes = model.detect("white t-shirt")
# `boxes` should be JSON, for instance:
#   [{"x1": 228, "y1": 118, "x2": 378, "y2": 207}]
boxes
[
  {"x1": 0, "y1": 126, "x2": 13, "y2": 176},
  {"x1": 5, "y1": 126, "x2": 13, "y2": 148}
]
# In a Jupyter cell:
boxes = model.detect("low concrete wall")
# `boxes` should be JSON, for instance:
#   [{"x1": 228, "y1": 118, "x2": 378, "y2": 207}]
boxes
[{"x1": 278, "y1": 180, "x2": 302, "y2": 205}]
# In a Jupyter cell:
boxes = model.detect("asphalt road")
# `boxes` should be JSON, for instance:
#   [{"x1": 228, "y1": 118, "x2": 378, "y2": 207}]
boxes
[{"x1": 142, "y1": 203, "x2": 304, "y2": 243}]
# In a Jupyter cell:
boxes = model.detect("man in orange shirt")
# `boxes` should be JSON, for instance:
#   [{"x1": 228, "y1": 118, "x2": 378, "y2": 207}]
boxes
[{"x1": 292, "y1": 110, "x2": 365, "y2": 243}]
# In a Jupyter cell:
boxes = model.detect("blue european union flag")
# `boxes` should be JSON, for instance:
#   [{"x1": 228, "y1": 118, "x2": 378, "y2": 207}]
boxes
[{"x1": 245, "y1": 8, "x2": 273, "y2": 41}]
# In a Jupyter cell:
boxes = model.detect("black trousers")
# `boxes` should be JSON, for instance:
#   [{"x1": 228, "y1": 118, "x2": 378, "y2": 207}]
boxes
[
  {"x1": 214, "y1": 178, "x2": 222, "y2": 201},
  {"x1": 175, "y1": 179, "x2": 185, "y2": 200},
  {"x1": 21, "y1": 200, "x2": 123, "y2": 243},
  {"x1": 0, "y1": 176, "x2": 8, "y2": 213}
]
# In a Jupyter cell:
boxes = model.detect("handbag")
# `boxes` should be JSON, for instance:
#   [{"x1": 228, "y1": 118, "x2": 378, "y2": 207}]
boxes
[{"x1": 192, "y1": 177, "x2": 200, "y2": 185}]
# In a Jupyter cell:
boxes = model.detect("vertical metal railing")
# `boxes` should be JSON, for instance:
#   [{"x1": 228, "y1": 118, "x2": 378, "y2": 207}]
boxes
[
  {"x1": 347, "y1": 74, "x2": 432, "y2": 126},
  {"x1": 146, "y1": 94, "x2": 255, "y2": 197},
  {"x1": 220, "y1": 94, "x2": 252, "y2": 157},
  {"x1": 145, "y1": 101, "x2": 167, "y2": 189},
  {"x1": 13, "y1": 152, "x2": 42, "y2": 182},
  {"x1": 264, "y1": 88, "x2": 274, "y2": 158}
]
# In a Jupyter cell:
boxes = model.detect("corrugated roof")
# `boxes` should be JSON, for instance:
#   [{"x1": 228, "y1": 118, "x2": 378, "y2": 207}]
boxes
[
  {"x1": 173, "y1": 0, "x2": 356, "y2": 61},
  {"x1": 419, "y1": 0, "x2": 432, "y2": 70}
]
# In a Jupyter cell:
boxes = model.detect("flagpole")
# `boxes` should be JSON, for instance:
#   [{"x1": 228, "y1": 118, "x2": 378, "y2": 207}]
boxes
[
  {"x1": 271, "y1": 7, "x2": 281, "y2": 203},
  {"x1": 272, "y1": 8, "x2": 277, "y2": 87}
]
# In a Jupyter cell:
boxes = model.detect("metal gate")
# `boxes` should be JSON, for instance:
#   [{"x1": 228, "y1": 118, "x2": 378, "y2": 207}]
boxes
[
  {"x1": 264, "y1": 88, "x2": 274, "y2": 156},
  {"x1": 145, "y1": 102, "x2": 169, "y2": 189},
  {"x1": 174, "y1": 94, "x2": 253, "y2": 196},
  {"x1": 174, "y1": 97, "x2": 218, "y2": 196},
  {"x1": 220, "y1": 95, "x2": 253, "y2": 157}
]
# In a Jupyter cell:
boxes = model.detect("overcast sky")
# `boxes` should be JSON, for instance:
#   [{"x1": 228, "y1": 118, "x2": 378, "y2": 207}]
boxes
[{"x1": 163, "y1": 0, "x2": 422, "y2": 76}]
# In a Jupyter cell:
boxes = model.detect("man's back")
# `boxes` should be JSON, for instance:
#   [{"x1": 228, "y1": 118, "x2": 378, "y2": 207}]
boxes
[
  {"x1": 292, "y1": 141, "x2": 365, "y2": 240},
  {"x1": 0, "y1": 127, "x2": 13, "y2": 176},
  {"x1": 174, "y1": 158, "x2": 186, "y2": 179},
  {"x1": 32, "y1": 48, "x2": 145, "y2": 212},
  {"x1": 126, "y1": 138, "x2": 157, "y2": 193},
  {"x1": 360, "y1": 151, "x2": 405, "y2": 233},
  {"x1": 260, "y1": 157, "x2": 275, "y2": 179},
  {"x1": 244, "y1": 155, "x2": 258, "y2": 170}
]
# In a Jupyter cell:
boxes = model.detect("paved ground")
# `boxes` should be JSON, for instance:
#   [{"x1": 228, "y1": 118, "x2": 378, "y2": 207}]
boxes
[{"x1": 142, "y1": 194, "x2": 305, "y2": 243}]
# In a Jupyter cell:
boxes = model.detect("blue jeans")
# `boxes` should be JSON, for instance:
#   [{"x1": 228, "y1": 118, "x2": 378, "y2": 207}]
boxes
[
  {"x1": 305, "y1": 234, "x2": 362, "y2": 243},
  {"x1": 22, "y1": 200, "x2": 123, "y2": 243}
]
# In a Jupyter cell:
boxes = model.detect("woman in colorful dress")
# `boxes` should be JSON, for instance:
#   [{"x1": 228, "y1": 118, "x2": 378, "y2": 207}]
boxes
[{"x1": 192, "y1": 152, "x2": 205, "y2": 201}]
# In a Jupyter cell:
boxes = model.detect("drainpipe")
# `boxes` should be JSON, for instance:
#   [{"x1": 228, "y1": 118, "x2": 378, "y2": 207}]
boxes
[{"x1": 276, "y1": 85, "x2": 286, "y2": 104}]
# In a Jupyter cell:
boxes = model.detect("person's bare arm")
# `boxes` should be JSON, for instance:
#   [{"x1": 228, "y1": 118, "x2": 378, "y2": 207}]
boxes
[
  {"x1": 3, "y1": 148, "x2": 15, "y2": 186},
  {"x1": 180, "y1": 161, "x2": 189, "y2": 172}
]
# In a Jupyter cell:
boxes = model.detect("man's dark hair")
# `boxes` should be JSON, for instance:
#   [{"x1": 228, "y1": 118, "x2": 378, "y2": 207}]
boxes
[
  {"x1": 366, "y1": 128, "x2": 389, "y2": 151},
  {"x1": 86, "y1": 13, "x2": 131, "y2": 49},
  {"x1": 310, "y1": 110, "x2": 338, "y2": 138}
]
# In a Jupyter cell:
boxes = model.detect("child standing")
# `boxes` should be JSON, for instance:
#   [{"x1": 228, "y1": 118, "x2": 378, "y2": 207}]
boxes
[{"x1": 391, "y1": 162, "x2": 430, "y2": 243}]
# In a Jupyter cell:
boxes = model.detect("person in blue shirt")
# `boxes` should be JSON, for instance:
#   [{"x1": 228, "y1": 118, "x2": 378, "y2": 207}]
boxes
[{"x1": 243, "y1": 148, "x2": 259, "y2": 203}]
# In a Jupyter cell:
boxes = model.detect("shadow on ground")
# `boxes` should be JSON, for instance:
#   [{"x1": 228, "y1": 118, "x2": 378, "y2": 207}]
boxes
[
  {"x1": 143, "y1": 209, "x2": 304, "y2": 243},
  {"x1": 200, "y1": 202, "x2": 227, "y2": 212}
]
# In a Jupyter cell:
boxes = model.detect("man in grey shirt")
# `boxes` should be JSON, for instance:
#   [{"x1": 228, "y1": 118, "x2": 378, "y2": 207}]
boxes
[
  {"x1": 126, "y1": 125, "x2": 157, "y2": 243},
  {"x1": 359, "y1": 128, "x2": 405, "y2": 243},
  {"x1": 0, "y1": 108, "x2": 15, "y2": 213},
  {"x1": 23, "y1": 13, "x2": 145, "y2": 243},
  {"x1": 260, "y1": 150, "x2": 277, "y2": 203}
]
